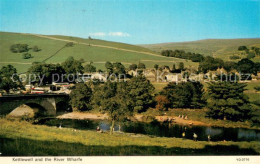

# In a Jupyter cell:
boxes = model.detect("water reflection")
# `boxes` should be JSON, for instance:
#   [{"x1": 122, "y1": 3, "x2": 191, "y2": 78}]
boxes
[{"x1": 36, "y1": 118, "x2": 260, "y2": 142}]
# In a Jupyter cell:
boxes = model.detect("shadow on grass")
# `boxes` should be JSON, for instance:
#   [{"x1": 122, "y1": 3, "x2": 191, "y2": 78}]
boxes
[{"x1": 0, "y1": 137, "x2": 258, "y2": 156}]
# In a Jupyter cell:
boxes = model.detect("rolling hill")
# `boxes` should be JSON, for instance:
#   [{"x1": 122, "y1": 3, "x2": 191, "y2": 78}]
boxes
[
  {"x1": 141, "y1": 38, "x2": 260, "y2": 62},
  {"x1": 0, "y1": 32, "x2": 197, "y2": 73}
]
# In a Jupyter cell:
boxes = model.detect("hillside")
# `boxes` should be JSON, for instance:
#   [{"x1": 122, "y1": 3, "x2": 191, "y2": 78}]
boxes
[
  {"x1": 141, "y1": 38, "x2": 260, "y2": 62},
  {"x1": 0, "y1": 32, "x2": 197, "y2": 73}
]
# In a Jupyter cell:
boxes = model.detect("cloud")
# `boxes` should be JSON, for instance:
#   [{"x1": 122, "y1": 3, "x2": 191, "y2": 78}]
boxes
[
  {"x1": 89, "y1": 32, "x2": 130, "y2": 37},
  {"x1": 108, "y1": 32, "x2": 130, "y2": 37},
  {"x1": 89, "y1": 32, "x2": 106, "y2": 37}
]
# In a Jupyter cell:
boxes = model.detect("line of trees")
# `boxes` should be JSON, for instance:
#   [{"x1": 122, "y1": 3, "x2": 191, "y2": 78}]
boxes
[
  {"x1": 199, "y1": 57, "x2": 260, "y2": 76},
  {"x1": 161, "y1": 50, "x2": 205, "y2": 62},
  {"x1": 161, "y1": 47, "x2": 260, "y2": 75}
]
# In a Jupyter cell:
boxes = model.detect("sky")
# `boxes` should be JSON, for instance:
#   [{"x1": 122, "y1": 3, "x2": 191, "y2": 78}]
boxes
[{"x1": 0, "y1": 0, "x2": 259, "y2": 44}]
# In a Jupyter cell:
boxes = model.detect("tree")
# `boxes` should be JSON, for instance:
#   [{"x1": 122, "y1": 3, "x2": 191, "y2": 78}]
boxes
[
  {"x1": 206, "y1": 82, "x2": 252, "y2": 121},
  {"x1": 126, "y1": 76, "x2": 154, "y2": 112},
  {"x1": 255, "y1": 62, "x2": 260, "y2": 72},
  {"x1": 28, "y1": 63, "x2": 65, "y2": 85},
  {"x1": 247, "y1": 53, "x2": 255, "y2": 59},
  {"x1": 92, "y1": 82, "x2": 133, "y2": 134},
  {"x1": 154, "y1": 64, "x2": 159, "y2": 70},
  {"x1": 238, "y1": 46, "x2": 248, "y2": 51},
  {"x1": 0, "y1": 65, "x2": 22, "y2": 93},
  {"x1": 137, "y1": 63, "x2": 146, "y2": 69},
  {"x1": 229, "y1": 55, "x2": 240, "y2": 60},
  {"x1": 223, "y1": 61, "x2": 237, "y2": 72},
  {"x1": 62, "y1": 57, "x2": 84, "y2": 74},
  {"x1": 161, "y1": 49, "x2": 204, "y2": 62},
  {"x1": 161, "y1": 81, "x2": 204, "y2": 108},
  {"x1": 179, "y1": 62, "x2": 184, "y2": 71},
  {"x1": 251, "y1": 47, "x2": 260, "y2": 56},
  {"x1": 32, "y1": 46, "x2": 41, "y2": 52},
  {"x1": 198, "y1": 56, "x2": 224, "y2": 73},
  {"x1": 129, "y1": 64, "x2": 138, "y2": 71},
  {"x1": 155, "y1": 95, "x2": 169, "y2": 111},
  {"x1": 10, "y1": 44, "x2": 29, "y2": 53},
  {"x1": 236, "y1": 58, "x2": 256, "y2": 75},
  {"x1": 189, "y1": 81, "x2": 204, "y2": 108},
  {"x1": 70, "y1": 83, "x2": 92, "y2": 111},
  {"x1": 105, "y1": 61, "x2": 113, "y2": 74},
  {"x1": 254, "y1": 86, "x2": 260, "y2": 92},
  {"x1": 23, "y1": 53, "x2": 32, "y2": 59},
  {"x1": 84, "y1": 64, "x2": 96, "y2": 73},
  {"x1": 65, "y1": 42, "x2": 74, "y2": 47},
  {"x1": 112, "y1": 62, "x2": 125, "y2": 75},
  {"x1": 172, "y1": 64, "x2": 176, "y2": 72}
]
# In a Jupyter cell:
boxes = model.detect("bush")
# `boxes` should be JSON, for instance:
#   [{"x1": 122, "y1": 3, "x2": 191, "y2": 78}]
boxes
[
  {"x1": 247, "y1": 53, "x2": 255, "y2": 59},
  {"x1": 229, "y1": 55, "x2": 240, "y2": 60},
  {"x1": 32, "y1": 46, "x2": 41, "y2": 52},
  {"x1": 238, "y1": 46, "x2": 248, "y2": 51},
  {"x1": 155, "y1": 95, "x2": 169, "y2": 111},
  {"x1": 254, "y1": 86, "x2": 260, "y2": 91},
  {"x1": 10, "y1": 44, "x2": 29, "y2": 53},
  {"x1": 23, "y1": 53, "x2": 32, "y2": 59},
  {"x1": 65, "y1": 42, "x2": 74, "y2": 47},
  {"x1": 141, "y1": 115, "x2": 156, "y2": 122}
]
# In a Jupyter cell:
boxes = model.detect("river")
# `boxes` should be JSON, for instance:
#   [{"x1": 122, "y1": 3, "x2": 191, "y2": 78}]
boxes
[{"x1": 35, "y1": 118, "x2": 260, "y2": 142}]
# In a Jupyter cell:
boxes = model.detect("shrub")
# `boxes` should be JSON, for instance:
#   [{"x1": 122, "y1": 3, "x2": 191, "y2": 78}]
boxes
[
  {"x1": 10, "y1": 44, "x2": 29, "y2": 53},
  {"x1": 254, "y1": 86, "x2": 260, "y2": 91},
  {"x1": 65, "y1": 42, "x2": 74, "y2": 47},
  {"x1": 238, "y1": 46, "x2": 248, "y2": 51},
  {"x1": 229, "y1": 55, "x2": 240, "y2": 60},
  {"x1": 247, "y1": 53, "x2": 255, "y2": 59},
  {"x1": 32, "y1": 46, "x2": 41, "y2": 52},
  {"x1": 23, "y1": 53, "x2": 32, "y2": 59},
  {"x1": 155, "y1": 95, "x2": 169, "y2": 111}
]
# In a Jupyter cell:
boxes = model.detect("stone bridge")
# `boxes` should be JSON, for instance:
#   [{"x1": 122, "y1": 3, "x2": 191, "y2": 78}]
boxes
[{"x1": 0, "y1": 94, "x2": 70, "y2": 116}]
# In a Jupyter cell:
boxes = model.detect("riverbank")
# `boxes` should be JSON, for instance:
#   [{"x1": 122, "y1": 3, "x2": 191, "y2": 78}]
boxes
[
  {"x1": 56, "y1": 109, "x2": 260, "y2": 130},
  {"x1": 57, "y1": 112, "x2": 109, "y2": 120},
  {"x1": 0, "y1": 119, "x2": 259, "y2": 155},
  {"x1": 142, "y1": 108, "x2": 260, "y2": 130},
  {"x1": 57, "y1": 112, "x2": 208, "y2": 126}
]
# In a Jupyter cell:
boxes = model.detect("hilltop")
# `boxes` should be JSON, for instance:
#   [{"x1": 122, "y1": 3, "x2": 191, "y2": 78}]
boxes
[
  {"x1": 0, "y1": 32, "x2": 197, "y2": 73},
  {"x1": 141, "y1": 38, "x2": 260, "y2": 62}
]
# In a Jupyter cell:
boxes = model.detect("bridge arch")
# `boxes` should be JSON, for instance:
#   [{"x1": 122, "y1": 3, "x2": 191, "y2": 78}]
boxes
[
  {"x1": 8, "y1": 103, "x2": 47, "y2": 118},
  {"x1": 0, "y1": 95, "x2": 67, "y2": 116},
  {"x1": 55, "y1": 100, "x2": 72, "y2": 114}
]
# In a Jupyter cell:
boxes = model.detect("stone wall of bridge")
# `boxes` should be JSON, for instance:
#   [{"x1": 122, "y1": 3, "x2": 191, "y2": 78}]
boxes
[{"x1": 0, "y1": 95, "x2": 70, "y2": 116}]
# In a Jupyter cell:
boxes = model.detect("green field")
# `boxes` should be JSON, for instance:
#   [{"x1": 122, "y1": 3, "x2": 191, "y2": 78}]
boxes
[
  {"x1": 0, "y1": 32, "x2": 198, "y2": 73},
  {"x1": 0, "y1": 119, "x2": 259, "y2": 155},
  {"x1": 142, "y1": 38, "x2": 260, "y2": 61}
]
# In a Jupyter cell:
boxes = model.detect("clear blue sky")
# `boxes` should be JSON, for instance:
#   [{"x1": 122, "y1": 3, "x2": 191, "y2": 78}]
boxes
[{"x1": 0, "y1": 0, "x2": 259, "y2": 44}]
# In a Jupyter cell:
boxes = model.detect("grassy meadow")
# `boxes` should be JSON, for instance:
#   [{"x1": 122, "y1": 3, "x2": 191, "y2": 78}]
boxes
[
  {"x1": 0, "y1": 119, "x2": 259, "y2": 155},
  {"x1": 142, "y1": 38, "x2": 260, "y2": 61},
  {"x1": 0, "y1": 32, "x2": 197, "y2": 73}
]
